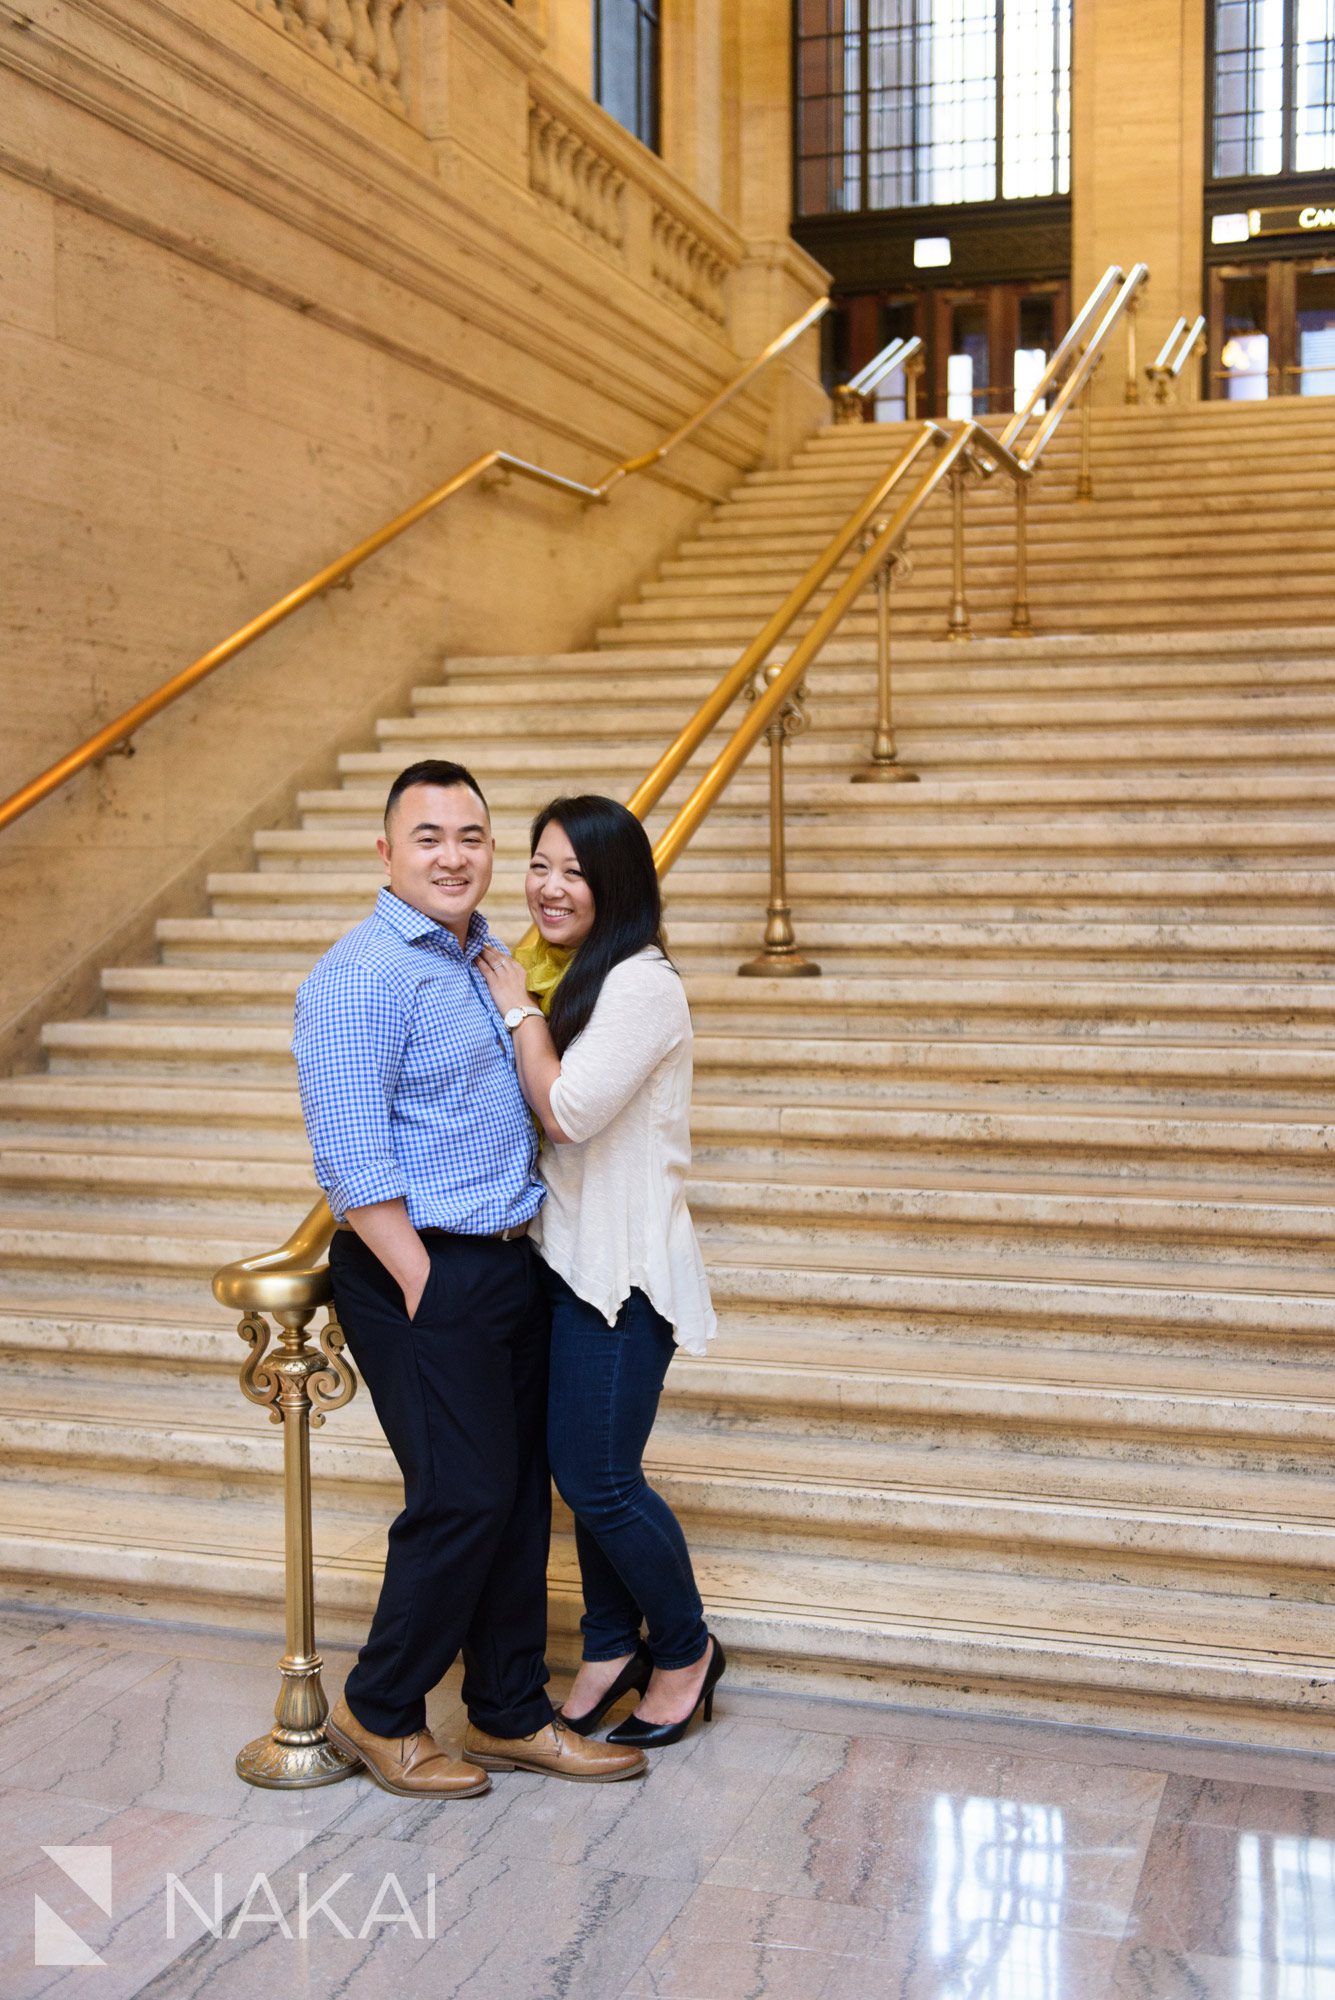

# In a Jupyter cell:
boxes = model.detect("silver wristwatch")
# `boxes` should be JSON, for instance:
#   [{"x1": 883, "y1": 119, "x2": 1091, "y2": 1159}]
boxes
[{"x1": 503, "y1": 1005, "x2": 544, "y2": 1032}]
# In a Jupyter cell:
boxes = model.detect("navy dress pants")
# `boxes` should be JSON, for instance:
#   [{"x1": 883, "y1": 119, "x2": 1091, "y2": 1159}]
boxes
[{"x1": 329, "y1": 1228, "x2": 554, "y2": 1741}]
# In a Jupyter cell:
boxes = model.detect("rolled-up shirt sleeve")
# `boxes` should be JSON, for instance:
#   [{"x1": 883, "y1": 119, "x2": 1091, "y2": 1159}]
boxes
[
  {"x1": 292, "y1": 962, "x2": 411, "y2": 1217},
  {"x1": 549, "y1": 961, "x2": 685, "y2": 1144}
]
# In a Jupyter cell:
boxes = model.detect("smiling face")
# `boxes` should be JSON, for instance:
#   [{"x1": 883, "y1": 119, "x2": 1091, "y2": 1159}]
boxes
[
  {"x1": 526, "y1": 819, "x2": 596, "y2": 951},
  {"x1": 376, "y1": 782, "x2": 495, "y2": 942}
]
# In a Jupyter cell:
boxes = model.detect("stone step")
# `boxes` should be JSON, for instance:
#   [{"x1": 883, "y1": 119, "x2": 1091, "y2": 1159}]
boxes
[
  {"x1": 39, "y1": 1015, "x2": 1335, "y2": 1100},
  {"x1": 636, "y1": 544, "x2": 1335, "y2": 600},
  {"x1": 383, "y1": 690, "x2": 1335, "y2": 740},
  {"x1": 4, "y1": 1301, "x2": 1333, "y2": 1443},
  {"x1": 203, "y1": 864, "x2": 1335, "y2": 924},
  {"x1": 416, "y1": 656, "x2": 1335, "y2": 711},
  {"x1": 0, "y1": 1472, "x2": 1331, "y2": 1745},
  {"x1": 256, "y1": 818, "x2": 1335, "y2": 869},
  {"x1": 97, "y1": 965, "x2": 1335, "y2": 1040},
  {"x1": 337, "y1": 729, "x2": 1335, "y2": 780},
  {"x1": 5, "y1": 1144, "x2": 1333, "y2": 1273},
  {"x1": 5, "y1": 1369, "x2": 1335, "y2": 1593},
  {"x1": 148, "y1": 915, "x2": 1335, "y2": 980},
  {"x1": 7, "y1": 1071, "x2": 1333, "y2": 1192},
  {"x1": 596, "y1": 596, "x2": 1335, "y2": 644}
]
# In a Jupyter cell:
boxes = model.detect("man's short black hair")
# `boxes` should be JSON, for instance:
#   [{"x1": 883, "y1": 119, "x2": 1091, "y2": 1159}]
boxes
[{"x1": 384, "y1": 759, "x2": 489, "y2": 829}]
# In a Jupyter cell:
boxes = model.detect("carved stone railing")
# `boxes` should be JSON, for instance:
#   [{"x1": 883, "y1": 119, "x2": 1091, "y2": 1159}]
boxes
[
  {"x1": 528, "y1": 99, "x2": 627, "y2": 253},
  {"x1": 251, "y1": 0, "x2": 413, "y2": 113},
  {"x1": 651, "y1": 204, "x2": 729, "y2": 328},
  {"x1": 525, "y1": 75, "x2": 741, "y2": 337}
]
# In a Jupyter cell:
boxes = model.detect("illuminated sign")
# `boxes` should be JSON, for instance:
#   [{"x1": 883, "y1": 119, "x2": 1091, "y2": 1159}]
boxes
[
  {"x1": 1226, "y1": 204, "x2": 1335, "y2": 239},
  {"x1": 913, "y1": 237, "x2": 951, "y2": 268}
]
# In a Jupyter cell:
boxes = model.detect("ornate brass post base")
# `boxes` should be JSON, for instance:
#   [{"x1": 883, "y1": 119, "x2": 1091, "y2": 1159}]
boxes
[
  {"x1": 232, "y1": 1303, "x2": 359, "y2": 1791},
  {"x1": 237, "y1": 1651, "x2": 360, "y2": 1789},
  {"x1": 739, "y1": 922, "x2": 822, "y2": 978},
  {"x1": 852, "y1": 757, "x2": 918, "y2": 783}
]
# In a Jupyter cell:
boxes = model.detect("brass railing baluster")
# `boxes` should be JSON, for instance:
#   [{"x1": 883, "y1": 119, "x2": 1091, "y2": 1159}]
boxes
[
  {"x1": 852, "y1": 531, "x2": 916, "y2": 783},
  {"x1": 738, "y1": 664, "x2": 819, "y2": 979},
  {"x1": 946, "y1": 464, "x2": 972, "y2": 639},
  {"x1": 231, "y1": 1301, "x2": 358, "y2": 1788},
  {"x1": 1010, "y1": 473, "x2": 1034, "y2": 638},
  {"x1": 1075, "y1": 372, "x2": 1096, "y2": 502}
]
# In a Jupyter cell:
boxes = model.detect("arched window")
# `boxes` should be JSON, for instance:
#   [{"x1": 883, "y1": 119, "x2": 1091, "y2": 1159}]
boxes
[
  {"x1": 595, "y1": 0, "x2": 660, "y2": 152},
  {"x1": 795, "y1": 0, "x2": 1070, "y2": 217},
  {"x1": 1212, "y1": 0, "x2": 1335, "y2": 178}
]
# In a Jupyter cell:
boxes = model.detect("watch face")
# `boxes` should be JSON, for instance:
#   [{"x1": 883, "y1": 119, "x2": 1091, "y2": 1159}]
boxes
[{"x1": 504, "y1": 1007, "x2": 525, "y2": 1028}]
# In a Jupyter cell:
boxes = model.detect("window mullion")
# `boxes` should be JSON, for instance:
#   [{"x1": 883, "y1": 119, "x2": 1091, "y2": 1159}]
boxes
[{"x1": 996, "y1": 0, "x2": 1005, "y2": 203}]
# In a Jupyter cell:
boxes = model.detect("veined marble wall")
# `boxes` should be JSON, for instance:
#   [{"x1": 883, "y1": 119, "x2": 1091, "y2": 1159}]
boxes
[{"x1": 0, "y1": 0, "x2": 827, "y2": 1061}]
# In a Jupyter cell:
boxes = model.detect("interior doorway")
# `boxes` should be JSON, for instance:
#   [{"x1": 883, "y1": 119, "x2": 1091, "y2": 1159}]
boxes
[
  {"x1": 838, "y1": 281, "x2": 1070, "y2": 421},
  {"x1": 1209, "y1": 259, "x2": 1335, "y2": 399}
]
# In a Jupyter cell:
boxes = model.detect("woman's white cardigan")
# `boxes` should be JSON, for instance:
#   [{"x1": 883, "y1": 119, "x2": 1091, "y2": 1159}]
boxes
[{"x1": 531, "y1": 948, "x2": 717, "y2": 1355}]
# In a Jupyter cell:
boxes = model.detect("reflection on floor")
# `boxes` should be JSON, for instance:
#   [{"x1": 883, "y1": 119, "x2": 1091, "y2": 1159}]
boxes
[{"x1": 2, "y1": 1603, "x2": 1334, "y2": 1998}]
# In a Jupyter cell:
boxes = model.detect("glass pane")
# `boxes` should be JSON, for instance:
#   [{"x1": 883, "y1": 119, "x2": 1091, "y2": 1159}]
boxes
[
  {"x1": 596, "y1": 0, "x2": 658, "y2": 149},
  {"x1": 1218, "y1": 271, "x2": 1270, "y2": 398},
  {"x1": 872, "y1": 300, "x2": 917, "y2": 418},
  {"x1": 1213, "y1": 0, "x2": 1285, "y2": 176},
  {"x1": 1001, "y1": 0, "x2": 1071, "y2": 197},
  {"x1": 796, "y1": 0, "x2": 861, "y2": 214},
  {"x1": 1295, "y1": 0, "x2": 1335, "y2": 170},
  {"x1": 865, "y1": 0, "x2": 997, "y2": 209},
  {"x1": 948, "y1": 304, "x2": 989, "y2": 417},
  {"x1": 1296, "y1": 264, "x2": 1335, "y2": 393}
]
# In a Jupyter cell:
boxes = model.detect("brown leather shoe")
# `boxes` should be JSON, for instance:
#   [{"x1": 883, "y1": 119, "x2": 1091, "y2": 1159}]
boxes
[
  {"x1": 462, "y1": 1715, "x2": 647, "y2": 1783},
  {"x1": 326, "y1": 1697, "x2": 491, "y2": 1798}
]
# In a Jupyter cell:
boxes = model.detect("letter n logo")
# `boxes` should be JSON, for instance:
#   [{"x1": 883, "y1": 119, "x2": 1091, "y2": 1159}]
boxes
[{"x1": 34, "y1": 1845, "x2": 113, "y2": 1966}]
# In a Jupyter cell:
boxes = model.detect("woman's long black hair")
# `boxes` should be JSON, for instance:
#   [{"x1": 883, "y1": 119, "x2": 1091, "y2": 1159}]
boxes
[{"x1": 531, "y1": 794, "x2": 671, "y2": 1056}]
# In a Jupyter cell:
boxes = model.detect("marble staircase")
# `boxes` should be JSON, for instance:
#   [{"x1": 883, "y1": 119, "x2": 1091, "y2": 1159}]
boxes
[{"x1": 3, "y1": 397, "x2": 1335, "y2": 1749}]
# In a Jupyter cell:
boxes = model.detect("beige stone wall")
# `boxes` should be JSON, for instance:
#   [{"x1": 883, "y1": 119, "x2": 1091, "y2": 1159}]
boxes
[
  {"x1": 1072, "y1": 0, "x2": 1207, "y2": 402},
  {"x1": 0, "y1": 0, "x2": 827, "y2": 1062}
]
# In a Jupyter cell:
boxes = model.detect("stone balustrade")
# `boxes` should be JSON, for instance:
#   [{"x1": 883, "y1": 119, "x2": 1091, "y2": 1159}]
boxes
[
  {"x1": 526, "y1": 77, "x2": 740, "y2": 335},
  {"x1": 651, "y1": 204, "x2": 730, "y2": 328},
  {"x1": 528, "y1": 99, "x2": 628, "y2": 253},
  {"x1": 250, "y1": 0, "x2": 411, "y2": 113}
]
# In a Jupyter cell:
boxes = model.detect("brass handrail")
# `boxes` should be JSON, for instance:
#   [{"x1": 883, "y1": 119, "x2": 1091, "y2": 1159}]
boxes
[
  {"x1": 0, "y1": 298, "x2": 829, "y2": 836},
  {"x1": 833, "y1": 337, "x2": 925, "y2": 422},
  {"x1": 1020, "y1": 264, "x2": 1150, "y2": 467},
  {"x1": 998, "y1": 263, "x2": 1127, "y2": 458},
  {"x1": 1145, "y1": 314, "x2": 1206, "y2": 401},
  {"x1": 650, "y1": 421, "x2": 1024, "y2": 876},
  {"x1": 846, "y1": 334, "x2": 923, "y2": 398},
  {"x1": 624, "y1": 420, "x2": 949, "y2": 822}
]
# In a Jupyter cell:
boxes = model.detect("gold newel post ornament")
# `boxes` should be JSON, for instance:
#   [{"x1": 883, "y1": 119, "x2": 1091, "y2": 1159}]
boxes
[
  {"x1": 214, "y1": 1207, "x2": 359, "y2": 1789},
  {"x1": 739, "y1": 662, "x2": 821, "y2": 979}
]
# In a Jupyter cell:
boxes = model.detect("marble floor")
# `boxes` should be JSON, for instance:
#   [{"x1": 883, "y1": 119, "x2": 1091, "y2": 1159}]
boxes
[{"x1": 3, "y1": 1604, "x2": 1335, "y2": 1999}]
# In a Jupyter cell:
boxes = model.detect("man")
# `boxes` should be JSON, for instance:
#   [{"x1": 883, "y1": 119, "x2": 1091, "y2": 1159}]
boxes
[{"x1": 293, "y1": 757, "x2": 645, "y2": 1796}]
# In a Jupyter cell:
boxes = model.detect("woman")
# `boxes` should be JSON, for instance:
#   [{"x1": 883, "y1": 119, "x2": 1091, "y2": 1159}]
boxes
[{"x1": 478, "y1": 794, "x2": 723, "y2": 1747}]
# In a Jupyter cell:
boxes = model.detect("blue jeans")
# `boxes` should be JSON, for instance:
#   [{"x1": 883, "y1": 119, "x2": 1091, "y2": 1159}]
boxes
[{"x1": 543, "y1": 1265, "x2": 708, "y2": 1670}]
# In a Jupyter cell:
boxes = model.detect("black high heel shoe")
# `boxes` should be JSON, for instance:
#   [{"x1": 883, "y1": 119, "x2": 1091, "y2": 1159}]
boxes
[
  {"x1": 605, "y1": 1636, "x2": 726, "y2": 1748},
  {"x1": 556, "y1": 1642, "x2": 653, "y2": 1737}
]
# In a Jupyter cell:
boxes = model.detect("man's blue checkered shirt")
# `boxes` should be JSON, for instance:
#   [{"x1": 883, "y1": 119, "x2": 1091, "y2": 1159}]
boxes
[{"x1": 292, "y1": 887, "x2": 544, "y2": 1233}]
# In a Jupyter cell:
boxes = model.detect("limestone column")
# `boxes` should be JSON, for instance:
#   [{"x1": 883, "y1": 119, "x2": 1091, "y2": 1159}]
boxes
[
  {"x1": 722, "y1": 0, "x2": 830, "y2": 452},
  {"x1": 1071, "y1": 0, "x2": 1207, "y2": 400}
]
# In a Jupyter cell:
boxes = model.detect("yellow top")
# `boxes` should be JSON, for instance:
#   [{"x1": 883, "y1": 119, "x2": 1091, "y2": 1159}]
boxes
[{"x1": 514, "y1": 936, "x2": 573, "y2": 1017}]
